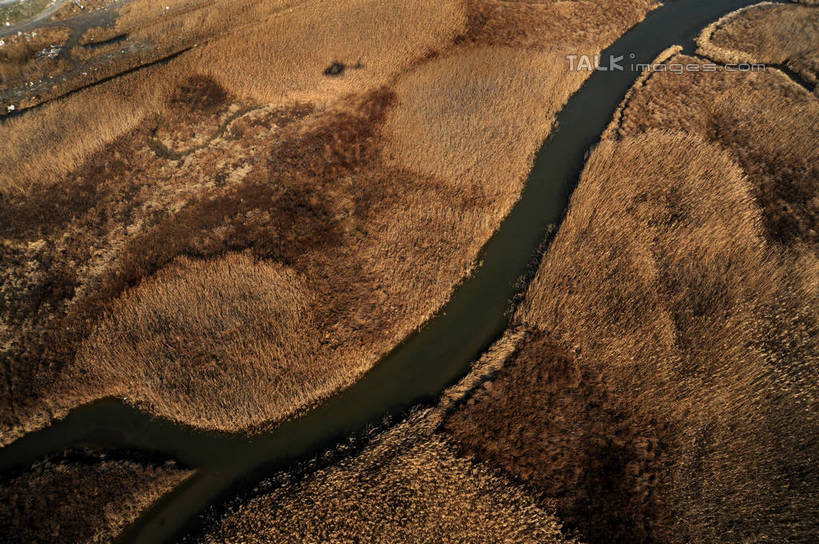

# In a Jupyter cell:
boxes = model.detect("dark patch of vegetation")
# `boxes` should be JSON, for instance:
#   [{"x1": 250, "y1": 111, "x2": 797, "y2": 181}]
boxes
[
  {"x1": 443, "y1": 330, "x2": 672, "y2": 544},
  {"x1": 168, "y1": 74, "x2": 229, "y2": 114},
  {"x1": 0, "y1": 448, "x2": 191, "y2": 544},
  {"x1": 0, "y1": 129, "x2": 139, "y2": 240},
  {"x1": 706, "y1": 105, "x2": 818, "y2": 247},
  {"x1": 322, "y1": 60, "x2": 364, "y2": 77}
]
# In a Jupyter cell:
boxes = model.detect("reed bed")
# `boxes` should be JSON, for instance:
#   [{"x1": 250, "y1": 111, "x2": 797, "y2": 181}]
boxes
[
  {"x1": 615, "y1": 54, "x2": 818, "y2": 246},
  {"x1": 0, "y1": 0, "x2": 464, "y2": 192},
  {"x1": 384, "y1": 48, "x2": 585, "y2": 198},
  {"x1": 76, "y1": 253, "x2": 323, "y2": 430},
  {"x1": 202, "y1": 410, "x2": 572, "y2": 544},
  {"x1": 445, "y1": 50, "x2": 818, "y2": 543},
  {"x1": 0, "y1": 25, "x2": 71, "y2": 88},
  {"x1": 696, "y1": 2, "x2": 819, "y2": 87},
  {"x1": 0, "y1": 0, "x2": 657, "y2": 440},
  {"x1": 0, "y1": 449, "x2": 192, "y2": 543}
]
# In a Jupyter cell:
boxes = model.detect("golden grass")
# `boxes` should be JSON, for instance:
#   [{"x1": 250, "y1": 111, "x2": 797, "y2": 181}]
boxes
[
  {"x1": 0, "y1": 0, "x2": 657, "y2": 440},
  {"x1": 382, "y1": 0, "x2": 657, "y2": 223},
  {"x1": 0, "y1": 449, "x2": 192, "y2": 543},
  {"x1": 74, "y1": 253, "x2": 322, "y2": 429},
  {"x1": 182, "y1": 0, "x2": 466, "y2": 105},
  {"x1": 203, "y1": 410, "x2": 572, "y2": 544},
  {"x1": 0, "y1": 64, "x2": 173, "y2": 193},
  {"x1": 0, "y1": 0, "x2": 465, "y2": 192},
  {"x1": 461, "y1": 0, "x2": 657, "y2": 49},
  {"x1": 445, "y1": 52, "x2": 818, "y2": 542},
  {"x1": 76, "y1": 0, "x2": 465, "y2": 105},
  {"x1": 697, "y1": 2, "x2": 819, "y2": 86},
  {"x1": 614, "y1": 54, "x2": 819, "y2": 246},
  {"x1": 384, "y1": 47, "x2": 585, "y2": 194}
]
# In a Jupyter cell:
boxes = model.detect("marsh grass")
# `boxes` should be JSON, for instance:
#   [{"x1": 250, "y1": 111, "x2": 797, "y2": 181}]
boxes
[
  {"x1": 445, "y1": 46, "x2": 818, "y2": 542},
  {"x1": 203, "y1": 409, "x2": 573, "y2": 544},
  {"x1": 76, "y1": 253, "x2": 324, "y2": 429},
  {"x1": 0, "y1": 0, "x2": 658, "y2": 440},
  {"x1": 0, "y1": 0, "x2": 465, "y2": 192},
  {"x1": 0, "y1": 449, "x2": 192, "y2": 543},
  {"x1": 697, "y1": 2, "x2": 819, "y2": 87},
  {"x1": 383, "y1": 47, "x2": 586, "y2": 196},
  {"x1": 0, "y1": 26, "x2": 71, "y2": 88},
  {"x1": 616, "y1": 54, "x2": 819, "y2": 247}
]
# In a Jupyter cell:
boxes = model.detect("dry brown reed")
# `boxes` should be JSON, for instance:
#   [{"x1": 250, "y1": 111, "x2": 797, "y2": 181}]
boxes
[
  {"x1": 0, "y1": 0, "x2": 465, "y2": 192},
  {"x1": 0, "y1": 26, "x2": 71, "y2": 88},
  {"x1": 615, "y1": 54, "x2": 818, "y2": 247},
  {"x1": 697, "y1": 2, "x2": 819, "y2": 86},
  {"x1": 0, "y1": 0, "x2": 657, "y2": 440},
  {"x1": 203, "y1": 409, "x2": 572, "y2": 544},
  {"x1": 75, "y1": 253, "x2": 323, "y2": 430},
  {"x1": 0, "y1": 449, "x2": 192, "y2": 543},
  {"x1": 445, "y1": 48, "x2": 818, "y2": 543}
]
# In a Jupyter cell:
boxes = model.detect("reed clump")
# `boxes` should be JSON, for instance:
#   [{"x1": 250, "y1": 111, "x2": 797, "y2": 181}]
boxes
[
  {"x1": 0, "y1": 449, "x2": 191, "y2": 543},
  {"x1": 203, "y1": 411, "x2": 573, "y2": 544},
  {"x1": 75, "y1": 253, "x2": 324, "y2": 430},
  {"x1": 697, "y1": 2, "x2": 819, "y2": 87}
]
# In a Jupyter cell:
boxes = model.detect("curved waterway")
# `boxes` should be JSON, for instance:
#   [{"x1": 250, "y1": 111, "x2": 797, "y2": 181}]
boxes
[{"x1": 0, "y1": 1, "x2": 766, "y2": 541}]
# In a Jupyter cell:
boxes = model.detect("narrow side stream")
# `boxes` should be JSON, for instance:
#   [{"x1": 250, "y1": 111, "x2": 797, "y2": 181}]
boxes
[{"x1": 0, "y1": 1, "x2": 766, "y2": 542}]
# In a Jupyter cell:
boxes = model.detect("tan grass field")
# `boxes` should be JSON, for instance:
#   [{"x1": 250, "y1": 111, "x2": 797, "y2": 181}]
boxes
[
  {"x1": 0, "y1": 449, "x2": 192, "y2": 543},
  {"x1": 0, "y1": 0, "x2": 465, "y2": 192},
  {"x1": 444, "y1": 46, "x2": 818, "y2": 544},
  {"x1": 0, "y1": 0, "x2": 657, "y2": 442},
  {"x1": 614, "y1": 54, "x2": 819, "y2": 247},
  {"x1": 697, "y1": 2, "x2": 819, "y2": 87},
  {"x1": 77, "y1": 253, "x2": 320, "y2": 429},
  {"x1": 203, "y1": 408, "x2": 573, "y2": 544},
  {"x1": 383, "y1": 47, "x2": 586, "y2": 197}
]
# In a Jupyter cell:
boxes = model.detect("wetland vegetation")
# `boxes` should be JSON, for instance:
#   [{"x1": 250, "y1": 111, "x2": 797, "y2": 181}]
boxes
[{"x1": 1, "y1": 1, "x2": 816, "y2": 543}]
